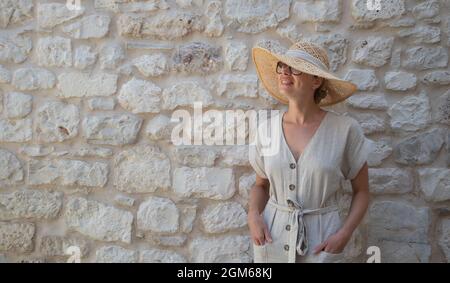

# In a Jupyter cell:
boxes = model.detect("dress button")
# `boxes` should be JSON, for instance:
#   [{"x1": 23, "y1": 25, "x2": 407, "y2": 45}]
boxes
[
  {"x1": 284, "y1": 245, "x2": 289, "y2": 251},
  {"x1": 289, "y1": 184, "x2": 295, "y2": 191},
  {"x1": 287, "y1": 200, "x2": 294, "y2": 207},
  {"x1": 289, "y1": 163, "x2": 296, "y2": 169},
  {"x1": 285, "y1": 225, "x2": 291, "y2": 231}
]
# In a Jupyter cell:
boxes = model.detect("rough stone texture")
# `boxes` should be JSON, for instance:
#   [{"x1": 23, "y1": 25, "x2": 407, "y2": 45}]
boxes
[
  {"x1": 0, "y1": 222, "x2": 34, "y2": 253},
  {"x1": 294, "y1": 0, "x2": 341, "y2": 23},
  {"x1": 74, "y1": 45, "x2": 97, "y2": 69},
  {"x1": 189, "y1": 235, "x2": 251, "y2": 262},
  {"x1": 398, "y1": 25, "x2": 441, "y2": 44},
  {"x1": 418, "y1": 168, "x2": 450, "y2": 202},
  {"x1": 224, "y1": 0, "x2": 291, "y2": 33},
  {"x1": 57, "y1": 72, "x2": 118, "y2": 98},
  {"x1": 86, "y1": 97, "x2": 115, "y2": 111},
  {"x1": 4, "y1": 92, "x2": 32, "y2": 119},
  {"x1": 37, "y1": 2, "x2": 84, "y2": 30},
  {"x1": 346, "y1": 93, "x2": 388, "y2": 110},
  {"x1": 140, "y1": 248, "x2": 186, "y2": 263},
  {"x1": 215, "y1": 74, "x2": 258, "y2": 99},
  {"x1": 99, "y1": 43, "x2": 124, "y2": 70},
  {"x1": 201, "y1": 202, "x2": 247, "y2": 233},
  {"x1": 65, "y1": 197, "x2": 133, "y2": 244},
  {"x1": 12, "y1": 68, "x2": 55, "y2": 91},
  {"x1": 306, "y1": 34, "x2": 348, "y2": 72},
  {"x1": 436, "y1": 90, "x2": 450, "y2": 125},
  {"x1": 133, "y1": 54, "x2": 169, "y2": 77},
  {"x1": 114, "y1": 146, "x2": 171, "y2": 193},
  {"x1": 36, "y1": 36, "x2": 72, "y2": 67},
  {"x1": 205, "y1": 1, "x2": 224, "y2": 37},
  {"x1": 368, "y1": 168, "x2": 413, "y2": 195},
  {"x1": 0, "y1": 0, "x2": 33, "y2": 28},
  {"x1": 83, "y1": 113, "x2": 142, "y2": 145},
  {"x1": 350, "y1": 113, "x2": 385, "y2": 135},
  {"x1": 0, "y1": 148, "x2": 24, "y2": 186},
  {"x1": 439, "y1": 218, "x2": 450, "y2": 262},
  {"x1": 384, "y1": 71, "x2": 417, "y2": 91},
  {"x1": 137, "y1": 197, "x2": 179, "y2": 233},
  {"x1": 0, "y1": 65, "x2": 11, "y2": 83},
  {"x1": 62, "y1": 15, "x2": 111, "y2": 39},
  {"x1": 172, "y1": 42, "x2": 223, "y2": 75},
  {"x1": 173, "y1": 146, "x2": 219, "y2": 167},
  {"x1": 162, "y1": 81, "x2": 213, "y2": 110},
  {"x1": 0, "y1": 189, "x2": 62, "y2": 220},
  {"x1": 95, "y1": 246, "x2": 137, "y2": 263},
  {"x1": 402, "y1": 46, "x2": 448, "y2": 70},
  {"x1": 173, "y1": 167, "x2": 235, "y2": 200},
  {"x1": 225, "y1": 41, "x2": 249, "y2": 71},
  {"x1": 118, "y1": 78, "x2": 161, "y2": 114},
  {"x1": 352, "y1": 0, "x2": 405, "y2": 22},
  {"x1": 35, "y1": 101, "x2": 80, "y2": 143},
  {"x1": 387, "y1": 93, "x2": 430, "y2": 132},
  {"x1": 344, "y1": 69, "x2": 379, "y2": 91},
  {"x1": 39, "y1": 236, "x2": 89, "y2": 258},
  {"x1": 422, "y1": 70, "x2": 450, "y2": 86},
  {"x1": 367, "y1": 139, "x2": 392, "y2": 167},
  {"x1": 28, "y1": 159, "x2": 108, "y2": 188},
  {"x1": 0, "y1": 35, "x2": 32, "y2": 64},
  {"x1": 145, "y1": 114, "x2": 174, "y2": 141},
  {"x1": 393, "y1": 128, "x2": 444, "y2": 166},
  {"x1": 352, "y1": 36, "x2": 394, "y2": 67},
  {"x1": 0, "y1": 117, "x2": 32, "y2": 142},
  {"x1": 377, "y1": 240, "x2": 431, "y2": 263}
]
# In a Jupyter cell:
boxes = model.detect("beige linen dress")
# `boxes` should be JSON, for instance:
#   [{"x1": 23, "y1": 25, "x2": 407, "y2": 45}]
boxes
[{"x1": 249, "y1": 108, "x2": 370, "y2": 263}]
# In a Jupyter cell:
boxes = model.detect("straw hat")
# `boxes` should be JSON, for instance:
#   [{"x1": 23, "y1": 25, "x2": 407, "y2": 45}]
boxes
[{"x1": 252, "y1": 41, "x2": 358, "y2": 106}]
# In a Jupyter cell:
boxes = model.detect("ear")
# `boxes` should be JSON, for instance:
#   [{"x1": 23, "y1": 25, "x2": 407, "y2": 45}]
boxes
[{"x1": 312, "y1": 75, "x2": 324, "y2": 90}]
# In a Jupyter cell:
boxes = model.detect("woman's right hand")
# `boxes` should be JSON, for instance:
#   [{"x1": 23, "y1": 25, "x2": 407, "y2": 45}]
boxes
[{"x1": 248, "y1": 211, "x2": 272, "y2": 246}]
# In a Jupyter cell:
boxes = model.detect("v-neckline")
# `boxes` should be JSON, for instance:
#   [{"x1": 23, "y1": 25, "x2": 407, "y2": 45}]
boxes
[{"x1": 280, "y1": 109, "x2": 329, "y2": 164}]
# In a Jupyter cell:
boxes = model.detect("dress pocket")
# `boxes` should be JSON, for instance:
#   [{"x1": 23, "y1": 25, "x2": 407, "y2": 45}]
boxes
[
  {"x1": 319, "y1": 250, "x2": 345, "y2": 263},
  {"x1": 253, "y1": 243, "x2": 268, "y2": 263}
]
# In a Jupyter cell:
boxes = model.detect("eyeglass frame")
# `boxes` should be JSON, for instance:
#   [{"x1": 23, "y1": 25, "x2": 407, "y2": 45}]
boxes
[{"x1": 276, "y1": 61, "x2": 303, "y2": 76}]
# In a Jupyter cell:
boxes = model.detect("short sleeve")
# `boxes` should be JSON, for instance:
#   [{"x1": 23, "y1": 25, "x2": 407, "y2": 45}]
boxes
[
  {"x1": 342, "y1": 119, "x2": 370, "y2": 180},
  {"x1": 248, "y1": 126, "x2": 268, "y2": 179}
]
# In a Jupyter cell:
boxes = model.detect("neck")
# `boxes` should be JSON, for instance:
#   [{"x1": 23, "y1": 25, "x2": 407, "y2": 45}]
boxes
[{"x1": 285, "y1": 98, "x2": 324, "y2": 125}]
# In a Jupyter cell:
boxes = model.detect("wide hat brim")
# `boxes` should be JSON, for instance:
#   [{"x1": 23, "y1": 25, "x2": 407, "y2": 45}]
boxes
[{"x1": 252, "y1": 46, "x2": 358, "y2": 106}]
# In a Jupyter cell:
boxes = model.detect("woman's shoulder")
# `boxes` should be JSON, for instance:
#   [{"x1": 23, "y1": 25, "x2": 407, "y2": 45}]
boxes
[{"x1": 326, "y1": 110, "x2": 360, "y2": 129}]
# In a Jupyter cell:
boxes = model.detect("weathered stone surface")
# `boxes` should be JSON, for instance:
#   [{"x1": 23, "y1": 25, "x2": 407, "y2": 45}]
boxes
[
  {"x1": 239, "y1": 173, "x2": 256, "y2": 201},
  {"x1": 214, "y1": 74, "x2": 258, "y2": 99},
  {"x1": 39, "y1": 236, "x2": 89, "y2": 258},
  {"x1": 0, "y1": 118, "x2": 32, "y2": 142},
  {"x1": 172, "y1": 42, "x2": 222, "y2": 75},
  {"x1": 256, "y1": 39, "x2": 286, "y2": 54},
  {"x1": 36, "y1": 101, "x2": 80, "y2": 143},
  {"x1": 83, "y1": 113, "x2": 142, "y2": 146},
  {"x1": 346, "y1": 93, "x2": 388, "y2": 110},
  {"x1": 276, "y1": 24, "x2": 302, "y2": 43},
  {"x1": 162, "y1": 81, "x2": 213, "y2": 110},
  {"x1": 173, "y1": 146, "x2": 219, "y2": 167},
  {"x1": 384, "y1": 71, "x2": 417, "y2": 91},
  {"x1": 368, "y1": 168, "x2": 413, "y2": 194},
  {"x1": 439, "y1": 218, "x2": 450, "y2": 262},
  {"x1": 393, "y1": 128, "x2": 444, "y2": 166},
  {"x1": 145, "y1": 114, "x2": 174, "y2": 141},
  {"x1": 398, "y1": 25, "x2": 441, "y2": 44},
  {"x1": 436, "y1": 90, "x2": 450, "y2": 125},
  {"x1": 201, "y1": 202, "x2": 247, "y2": 233},
  {"x1": 367, "y1": 139, "x2": 392, "y2": 166},
  {"x1": 114, "y1": 195, "x2": 135, "y2": 208},
  {"x1": 0, "y1": 65, "x2": 11, "y2": 84},
  {"x1": 36, "y1": 36, "x2": 72, "y2": 67},
  {"x1": 0, "y1": 189, "x2": 62, "y2": 220},
  {"x1": 422, "y1": 70, "x2": 450, "y2": 86},
  {"x1": 368, "y1": 201, "x2": 430, "y2": 244},
  {"x1": 402, "y1": 46, "x2": 448, "y2": 70},
  {"x1": 95, "y1": 246, "x2": 137, "y2": 263},
  {"x1": 294, "y1": 0, "x2": 341, "y2": 23},
  {"x1": 95, "y1": 0, "x2": 169, "y2": 12},
  {"x1": 225, "y1": 41, "x2": 248, "y2": 71},
  {"x1": 62, "y1": 15, "x2": 111, "y2": 39},
  {"x1": 204, "y1": 0, "x2": 224, "y2": 37},
  {"x1": 412, "y1": 0, "x2": 439, "y2": 20},
  {"x1": 70, "y1": 147, "x2": 113, "y2": 158},
  {"x1": 137, "y1": 197, "x2": 179, "y2": 233},
  {"x1": 65, "y1": 197, "x2": 133, "y2": 244},
  {"x1": 118, "y1": 78, "x2": 161, "y2": 114},
  {"x1": 387, "y1": 93, "x2": 430, "y2": 132},
  {"x1": 117, "y1": 11, "x2": 203, "y2": 40},
  {"x1": 377, "y1": 240, "x2": 431, "y2": 263},
  {"x1": 4, "y1": 92, "x2": 32, "y2": 119},
  {"x1": 189, "y1": 235, "x2": 252, "y2": 263},
  {"x1": 37, "y1": 2, "x2": 84, "y2": 30},
  {"x1": 28, "y1": 159, "x2": 108, "y2": 188},
  {"x1": 352, "y1": 0, "x2": 405, "y2": 22},
  {"x1": 224, "y1": 0, "x2": 291, "y2": 33},
  {"x1": 99, "y1": 43, "x2": 124, "y2": 70},
  {"x1": 57, "y1": 72, "x2": 118, "y2": 98},
  {"x1": 349, "y1": 113, "x2": 385, "y2": 135},
  {"x1": 352, "y1": 36, "x2": 394, "y2": 67},
  {"x1": 133, "y1": 54, "x2": 169, "y2": 77},
  {"x1": 0, "y1": 0, "x2": 33, "y2": 28},
  {"x1": 179, "y1": 204, "x2": 197, "y2": 233},
  {"x1": 114, "y1": 146, "x2": 171, "y2": 193},
  {"x1": 12, "y1": 68, "x2": 56, "y2": 91},
  {"x1": 307, "y1": 34, "x2": 348, "y2": 71},
  {"x1": 140, "y1": 248, "x2": 186, "y2": 263},
  {"x1": 220, "y1": 146, "x2": 250, "y2": 166},
  {"x1": 147, "y1": 235, "x2": 187, "y2": 247},
  {"x1": 173, "y1": 167, "x2": 235, "y2": 200},
  {"x1": 418, "y1": 168, "x2": 450, "y2": 202},
  {"x1": 86, "y1": 97, "x2": 115, "y2": 111},
  {"x1": 0, "y1": 222, "x2": 34, "y2": 253},
  {"x1": 344, "y1": 69, "x2": 379, "y2": 91},
  {"x1": 0, "y1": 148, "x2": 24, "y2": 186},
  {"x1": 18, "y1": 145, "x2": 54, "y2": 157},
  {"x1": 74, "y1": 45, "x2": 97, "y2": 69},
  {"x1": 0, "y1": 35, "x2": 32, "y2": 64}
]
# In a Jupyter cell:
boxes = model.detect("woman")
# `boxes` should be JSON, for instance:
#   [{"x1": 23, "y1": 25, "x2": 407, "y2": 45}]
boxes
[{"x1": 248, "y1": 41, "x2": 370, "y2": 263}]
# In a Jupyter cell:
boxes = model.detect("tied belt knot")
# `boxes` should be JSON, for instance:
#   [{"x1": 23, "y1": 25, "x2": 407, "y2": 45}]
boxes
[{"x1": 267, "y1": 198, "x2": 339, "y2": 263}]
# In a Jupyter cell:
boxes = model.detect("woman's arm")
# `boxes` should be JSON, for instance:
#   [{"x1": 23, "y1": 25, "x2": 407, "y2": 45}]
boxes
[
  {"x1": 313, "y1": 162, "x2": 370, "y2": 254},
  {"x1": 248, "y1": 175, "x2": 272, "y2": 246}
]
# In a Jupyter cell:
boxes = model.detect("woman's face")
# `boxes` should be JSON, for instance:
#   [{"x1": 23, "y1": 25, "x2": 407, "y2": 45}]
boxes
[{"x1": 277, "y1": 62, "x2": 323, "y2": 101}]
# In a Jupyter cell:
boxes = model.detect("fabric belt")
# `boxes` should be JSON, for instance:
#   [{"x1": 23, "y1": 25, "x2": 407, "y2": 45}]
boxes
[{"x1": 267, "y1": 198, "x2": 339, "y2": 263}]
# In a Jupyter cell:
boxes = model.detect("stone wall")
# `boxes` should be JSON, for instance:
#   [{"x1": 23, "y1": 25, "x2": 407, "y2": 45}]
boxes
[{"x1": 0, "y1": 0, "x2": 449, "y2": 263}]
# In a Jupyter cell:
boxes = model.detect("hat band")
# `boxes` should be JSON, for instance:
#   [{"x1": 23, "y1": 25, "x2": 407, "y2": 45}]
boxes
[{"x1": 285, "y1": 50, "x2": 329, "y2": 71}]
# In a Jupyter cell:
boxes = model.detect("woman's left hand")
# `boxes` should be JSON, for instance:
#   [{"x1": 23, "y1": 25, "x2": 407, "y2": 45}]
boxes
[{"x1": 313, "y1": 228, "x2": 352, "y2": 254}]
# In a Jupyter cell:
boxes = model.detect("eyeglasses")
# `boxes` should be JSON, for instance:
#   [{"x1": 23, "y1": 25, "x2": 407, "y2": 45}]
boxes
[{"x1": 276, "y1": 61, "x2": 302, "y2": 76}]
